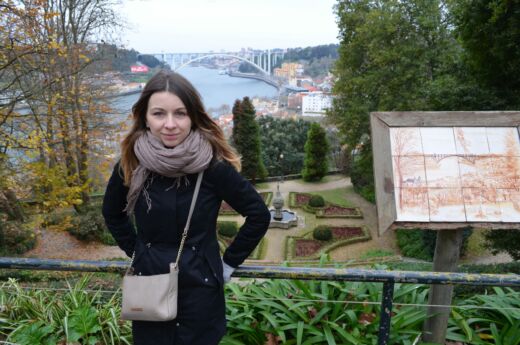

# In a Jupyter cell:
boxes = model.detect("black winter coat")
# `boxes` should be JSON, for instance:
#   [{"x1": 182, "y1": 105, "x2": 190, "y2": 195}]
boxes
[{"x1": 102, "y1": 160, "x2": 270, "y2": 345}]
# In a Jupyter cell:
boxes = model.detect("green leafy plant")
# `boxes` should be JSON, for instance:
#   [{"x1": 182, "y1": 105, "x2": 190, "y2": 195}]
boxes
[
  {"x1": 0, "y1": 219, "x2": 36, "y2": 255},
  {"x1": 312, "y1": 225, "x2": 332, "y2": 241},
  {"x1": 218, "y1": 221, "x2": 239, "y2": 238},
  {"x1": 308, "y1": 195, "x2": 325, "y2": 208},
  {"x1": 68, "y1": 208, "x2": 115, "y2": 245},
  {"x1": 0, "y1": 276, "x2": 131, "y2": 344},
  {"x1": 9, "y1": 320, "x2": 58, "y2": 345}
]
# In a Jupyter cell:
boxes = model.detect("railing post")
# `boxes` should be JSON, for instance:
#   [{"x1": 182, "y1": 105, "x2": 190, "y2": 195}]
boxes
[{"x1": 378, "y1": 281, "x2": 395, "y2": 345}]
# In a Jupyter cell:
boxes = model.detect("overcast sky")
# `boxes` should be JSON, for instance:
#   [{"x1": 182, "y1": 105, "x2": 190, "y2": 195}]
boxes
[{"x1": 119, "y1": 0, "x2": 339, "y2": 54}]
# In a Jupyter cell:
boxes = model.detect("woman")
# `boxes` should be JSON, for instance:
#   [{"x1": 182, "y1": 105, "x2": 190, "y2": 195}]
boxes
[{"x1": 102, "y1": 70, "x2": 270, "y2": 345}]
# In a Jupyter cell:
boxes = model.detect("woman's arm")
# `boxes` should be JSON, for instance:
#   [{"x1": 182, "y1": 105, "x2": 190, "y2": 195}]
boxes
[
  {"x1": 213, "y1": 162, "x2": 271, "y2": 268},
  {"x1": 101, "y1": 163, "x2": 137, "y2": 257}
]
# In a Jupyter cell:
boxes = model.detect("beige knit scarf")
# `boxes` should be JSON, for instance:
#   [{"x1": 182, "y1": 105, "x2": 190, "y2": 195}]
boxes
[{"x1": 124, "y1": 129, "x2": 213, "y2": 215}]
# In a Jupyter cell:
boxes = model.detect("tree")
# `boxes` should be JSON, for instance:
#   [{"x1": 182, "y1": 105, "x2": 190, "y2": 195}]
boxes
[
  {"x1": 258, "y1": 116, "x2": 310, "y2": 176},
  {"x1": 231, "y1": 97, "x2": 266, "y2": 183},
  {"x1": 137, "y1": 54, "x2": 166, "y2": 69},
  {"x1": 0, "y1": 0, "x2": 121, "y2": 216},
  {"x1": 449, "y1": 0, "x2": 520, "y2": 108},
  {"x1": 302, "y1": 123, "x2": 329, "y2": 181},
  {"x1": 328, "y1": 0, "x2": 463, "y2": 198}
]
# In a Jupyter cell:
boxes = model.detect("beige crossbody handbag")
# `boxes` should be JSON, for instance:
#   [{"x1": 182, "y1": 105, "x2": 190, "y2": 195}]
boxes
[{"x1": 121, "y1": 171, "x2": 204, "y2": 321}]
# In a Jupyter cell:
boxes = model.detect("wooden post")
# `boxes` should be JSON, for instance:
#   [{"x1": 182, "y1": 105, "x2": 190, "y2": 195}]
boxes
[{"x1": 422, "y1": 228, "x2": 464, "y2": 343}]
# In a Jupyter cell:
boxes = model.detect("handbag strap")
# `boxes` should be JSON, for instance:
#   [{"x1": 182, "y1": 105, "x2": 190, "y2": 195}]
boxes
[
  {"x1": 126, "y1": 171, "x2": 204, "y2": 273},
  {"x1": 174, "y1": 170, "x2": 204, "y2": 269}
]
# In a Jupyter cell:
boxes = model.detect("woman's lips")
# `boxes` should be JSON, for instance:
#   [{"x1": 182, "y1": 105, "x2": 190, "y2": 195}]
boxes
[{"x1": 162, "y1": 134, "x2": 177, "y2": 139}]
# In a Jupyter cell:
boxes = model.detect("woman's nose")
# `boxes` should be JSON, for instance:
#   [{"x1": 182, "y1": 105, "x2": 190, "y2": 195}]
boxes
[{"x1": 164, "y1": 114, "x2": 177, "y2": 128}]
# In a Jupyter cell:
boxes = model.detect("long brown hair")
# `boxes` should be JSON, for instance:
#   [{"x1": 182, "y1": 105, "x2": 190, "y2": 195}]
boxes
[{"x1": 120, "y1": 70, "x2": 241, "y2": 185}]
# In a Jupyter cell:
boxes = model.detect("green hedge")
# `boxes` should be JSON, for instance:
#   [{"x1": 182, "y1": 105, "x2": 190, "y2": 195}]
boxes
[
  {"x1": 396, "y1": 228, "x2": 472, "y2": 261},
  {"x1": 0, "y1": 218, "x2": 36, "y2": 255},
  {"x1": 67, "y1": 208, "x2": 115, "y2": 246},
  {"x1": 312, "y1": 225, "x2": 332, "y2": 241},
  {"x1": 218, "y1": 221, "x2": 238, "y2": 237},
  {"x1": 308, "y1": 195, "x2": 325, "y2": 207}
]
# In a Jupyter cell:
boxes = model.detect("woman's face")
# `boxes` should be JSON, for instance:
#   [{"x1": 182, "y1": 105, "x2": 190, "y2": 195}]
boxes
[{"x1": 145, "y1": 91, "x2": 192, "y2": 148}]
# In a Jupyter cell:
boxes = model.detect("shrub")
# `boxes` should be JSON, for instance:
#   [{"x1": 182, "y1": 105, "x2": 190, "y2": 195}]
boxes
[
  {"x1": 68, "y1": 208, "x2": 114, "y2": 245},
  {"x1": 308, "y1": 195, "x2": 325, "y2": 208},
  {"x1": 302, "y1": 123, "x2": 329, "y2": 181},
  {"x1": 218, "y1": 221, "x2": 238, "y2": 238},
  {"x1": 350, "y1": 147, "x2": 375, "y2": 203},
  {"x1": 483, "y1": 228, "x2": 520, "y2": 260},
  {"x1": 0, "y1": 219, "x2": 36, "y2": 255},
  {"x1": 396, "y1": 229, "x2": 432, "y2": 261},
  {"x1": 313, "y1": 225, "x2": 332, "y2": 241},
  {"x1": 397, "y1": 228, "x2": 473, "y2": 261}
]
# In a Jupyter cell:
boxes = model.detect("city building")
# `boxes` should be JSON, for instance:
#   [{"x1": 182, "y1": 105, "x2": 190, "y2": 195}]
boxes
[
  {"x1": 287, "y1": 92, "x2": 304, "y2": 111},
  {"x1": 301, "y1": 91, "x2": 333, "y2": 117},
  {"x1": 274, "y1": 62, "x2": 304, "y2": 86}
]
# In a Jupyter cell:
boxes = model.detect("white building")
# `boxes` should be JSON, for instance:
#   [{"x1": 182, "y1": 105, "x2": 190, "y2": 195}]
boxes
[{"x1": 301, "y1": 92, "x2": 333, "y2": 117}]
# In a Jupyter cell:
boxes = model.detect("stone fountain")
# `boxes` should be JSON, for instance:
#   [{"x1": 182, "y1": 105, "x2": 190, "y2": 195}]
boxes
[{"x1": 269, "y1": 182, "x2": 298, "y2": 229}]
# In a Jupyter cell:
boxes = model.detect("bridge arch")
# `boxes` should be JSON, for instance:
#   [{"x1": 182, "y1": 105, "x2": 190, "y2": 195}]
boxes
[{"x1": 174, "y1": 53, "x2": 267, "y2": 74}]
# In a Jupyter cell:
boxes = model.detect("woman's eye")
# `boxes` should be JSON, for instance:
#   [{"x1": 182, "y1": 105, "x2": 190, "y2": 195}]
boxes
[
  {"x1": 176, "y1": 112, "x2": 187, "y2": 117},
  {"x1": 153, "y1": 112, "x2": 163, "y2": 116}
]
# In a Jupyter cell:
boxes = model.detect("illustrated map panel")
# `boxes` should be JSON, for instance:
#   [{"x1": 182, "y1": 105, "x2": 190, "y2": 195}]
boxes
[{"x1": 390, "y1": 127, "x2": 520, "y2": 222}]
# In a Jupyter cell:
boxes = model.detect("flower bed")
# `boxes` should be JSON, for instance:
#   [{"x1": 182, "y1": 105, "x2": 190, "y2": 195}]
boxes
[
  {"x1": 289, "y1": 192, "x2": 313, "y2": 208},
  {"x1": 259, "y1": 191, "x2": 273, "y2": 207},
  {"x1": 294, "y1": 239, "x2": 323, "y2": 257},
  {"x1": 332, "y1": 226, "x2": 364, "y2": 239},
  {"x1": 286, "y1": 226, "x2": 371, "y2": 260},
  {"x1": 316, "y1": 205, "x2": 363, "y2": 218},
  {"x1": 290, "y1": 192, "x2": 363, "y2": 218}
]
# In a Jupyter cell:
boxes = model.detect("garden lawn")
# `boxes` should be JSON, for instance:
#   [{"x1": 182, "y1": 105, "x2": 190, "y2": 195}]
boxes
[{"x1": 311, "y1": 186, "x2": 356, "y2": 208}]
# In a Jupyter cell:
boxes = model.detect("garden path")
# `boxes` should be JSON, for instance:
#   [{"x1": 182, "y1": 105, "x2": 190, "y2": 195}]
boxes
[
  {"x1": 256, "y1": 175, "x2": 399, "y2": 262},
  {"x1": 25, "y1": 227, "x2": 126, "y2": 260},
  {"x1": 23, "y1": 174, "x2": 513, "y2": 265}
]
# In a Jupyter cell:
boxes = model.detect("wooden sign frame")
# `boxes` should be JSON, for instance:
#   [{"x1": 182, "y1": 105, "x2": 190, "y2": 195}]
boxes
[{"x1": 370, "y1": 111, "x2": 520, "y2": 235}]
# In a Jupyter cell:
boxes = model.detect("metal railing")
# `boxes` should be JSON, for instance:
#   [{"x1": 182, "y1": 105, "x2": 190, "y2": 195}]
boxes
[{"x1": 1, "y1": 257, "x2": 520, "y2": 345}]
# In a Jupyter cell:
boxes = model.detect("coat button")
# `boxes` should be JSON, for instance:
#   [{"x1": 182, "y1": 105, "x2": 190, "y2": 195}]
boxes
[
  {"x1": 192, "y1": 246, "x2": 196, "y2": 251},
  {"x1": 176, "y1": 322, "x2": 180, "y2": 327},
  {"x1": 146, "y1": 243, "x2": 151, "y2": 248},
  {"x1": 204, "y1": 278, "x2": 208, "y2": 283}
]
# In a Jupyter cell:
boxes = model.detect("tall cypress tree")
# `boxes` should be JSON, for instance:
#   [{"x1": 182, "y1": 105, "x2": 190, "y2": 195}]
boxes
[
  {"x1": 231, "y1": 97, "x2": 266, "y2": 183},
  {"x1": 302, "y1": 123, "x2": 329, "y2": 181},
  {"x1": 231, "y1": 99, "x2": 243, "y2": 147}
]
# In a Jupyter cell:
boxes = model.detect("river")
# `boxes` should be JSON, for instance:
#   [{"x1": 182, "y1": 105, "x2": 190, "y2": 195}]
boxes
[{"x1": 111, "y1": 66, "x2": 278, "y2": 117}]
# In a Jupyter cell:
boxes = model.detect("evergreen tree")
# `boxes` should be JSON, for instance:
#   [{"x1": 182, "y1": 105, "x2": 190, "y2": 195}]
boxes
[
  {"x1": 302, "y1": 123, "x2": 329, "y2": 181},
  {"x1": 231, "y1": 99, "x2": 243, "y2": 147},
  {"x1": 231, "y1": 97, "x2": 266, "y2": 183},
  {"x1": 258, "y1": 117, "x2": 310, "y2": 176}
]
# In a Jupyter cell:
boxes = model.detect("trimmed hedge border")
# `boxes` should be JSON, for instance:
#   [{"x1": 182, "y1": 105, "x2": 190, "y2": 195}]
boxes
[
  {"x1": 285, "y1": 226, "x2": 372, "y2": 260},
  {"x1": 288, "y1": 192, "x2": 311, "y2": 208},
  {"x1": 315, "y1": 206, "x2": 363, "y2": 219},
  {"x1": 290, "y1": 192, "x2": 363, "y2": 219},
  {"x1": 259, "y1": 191, "x2": 273, "y2": 207}
]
